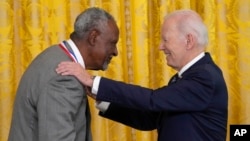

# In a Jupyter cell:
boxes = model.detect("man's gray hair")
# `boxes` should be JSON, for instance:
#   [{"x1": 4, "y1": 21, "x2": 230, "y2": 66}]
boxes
[{"x1": 73, "y1": 7, "x2": 115, "y2": 38}]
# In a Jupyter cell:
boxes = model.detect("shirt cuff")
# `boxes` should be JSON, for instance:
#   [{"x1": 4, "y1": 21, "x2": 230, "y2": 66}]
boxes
[
  {"x1": 91, "y1": 76, "x2": 101, "y2": 94},
  {"x1": 95, "y1": 101, "x2": 110, "y2": 112},
  {"x1": 91, "y1": 76, "x2": 110, "y2": 112}
]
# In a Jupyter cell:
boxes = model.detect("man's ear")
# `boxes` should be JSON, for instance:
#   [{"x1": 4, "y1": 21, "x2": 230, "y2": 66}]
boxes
[
  {"x1": 88, "y1": 29, "x2": 100, "y2": 46},
  {"x1": 186, "y1": 33, "x2": 195, "y2": 50}
]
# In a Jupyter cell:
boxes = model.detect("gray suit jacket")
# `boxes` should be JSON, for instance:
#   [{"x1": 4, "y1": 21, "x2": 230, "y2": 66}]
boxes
[{"x1": 8, "y1": 45, "x2": 92, "y2": 141}]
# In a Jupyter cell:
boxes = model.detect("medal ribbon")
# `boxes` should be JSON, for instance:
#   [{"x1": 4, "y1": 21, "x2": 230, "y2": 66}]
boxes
[{"x1": 59, "y1": 41, "x2": 78, "y2": 63}]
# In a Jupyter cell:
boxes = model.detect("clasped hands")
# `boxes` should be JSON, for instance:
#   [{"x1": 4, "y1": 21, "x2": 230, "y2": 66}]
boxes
[{"x1": 55, "y1": 61, "x2": 96, "y2": 99}]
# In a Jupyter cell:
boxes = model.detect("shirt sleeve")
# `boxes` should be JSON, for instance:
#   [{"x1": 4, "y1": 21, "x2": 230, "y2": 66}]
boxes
[
  {"x1": 92, "y1": 76, "x2": 110, "y2": 112},
  {"x1": 91, "y1": 76, "x2": 101, "y2": 94},
  {"x1": 95, "y1": 101, "x2": 110, "y2": 112}
]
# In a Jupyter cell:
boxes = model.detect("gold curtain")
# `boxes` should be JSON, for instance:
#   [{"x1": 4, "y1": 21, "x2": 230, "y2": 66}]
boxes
[{"x1": 0, "y1": 0, "x2": 250, "y2": 141}]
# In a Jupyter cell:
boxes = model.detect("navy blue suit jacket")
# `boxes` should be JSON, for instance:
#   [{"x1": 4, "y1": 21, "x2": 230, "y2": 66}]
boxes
[{"x1": 98, "y1": 53, "x2": 228, "y2": 141}]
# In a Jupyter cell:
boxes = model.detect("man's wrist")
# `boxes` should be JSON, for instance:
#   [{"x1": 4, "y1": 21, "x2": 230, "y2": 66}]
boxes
[
  {"x1": 91, "y1": 76, "x2": 101, "y2": 94},
  {"x1": 87, "y1": 75, "x2": 95, "y2": 87}
]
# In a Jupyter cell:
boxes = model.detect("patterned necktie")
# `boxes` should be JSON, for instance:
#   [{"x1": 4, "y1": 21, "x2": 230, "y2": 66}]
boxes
[{"x1": 168, "y1": 74, "x2": 180, "y2": 85}]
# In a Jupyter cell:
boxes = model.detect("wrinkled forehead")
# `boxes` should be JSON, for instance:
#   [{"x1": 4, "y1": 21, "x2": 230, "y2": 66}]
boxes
[
  {"x1": 102, "y1": 20, "x2": 118, "y2": 33},
  {"x1": 161, "y1": 18, "x2": 178, "y2": 34},
  {"x1": 110, "y1": 20, "x2": 119, "y2": 33},
  {"x1": 101, "y1": 20, "x2": 119, "y2": 41}
]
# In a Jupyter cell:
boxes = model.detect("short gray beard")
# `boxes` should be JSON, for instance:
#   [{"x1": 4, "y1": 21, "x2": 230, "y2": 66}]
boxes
[{"x1": 102, "y1": 61, "x2": 109, "y2": 70}]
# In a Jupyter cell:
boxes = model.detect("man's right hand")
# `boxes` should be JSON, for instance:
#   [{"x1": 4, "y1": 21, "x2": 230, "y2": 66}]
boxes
[{"x1": 56, "y1": 61, "x2": 94, "y2": 87}]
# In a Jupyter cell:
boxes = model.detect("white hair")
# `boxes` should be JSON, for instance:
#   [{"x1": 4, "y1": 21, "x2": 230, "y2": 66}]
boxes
[{"x1": 165, "y1": 9, "x2": 208, "y2": 47}]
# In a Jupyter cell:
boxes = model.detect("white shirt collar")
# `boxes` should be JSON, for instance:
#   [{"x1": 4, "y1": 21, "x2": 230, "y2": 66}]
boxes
[
  {"x1": 65, "y1": 39, "x2": 85, "y2": 68},
  {"x1": 178, "y1": 52, "x2": 205, "y2": 77}
]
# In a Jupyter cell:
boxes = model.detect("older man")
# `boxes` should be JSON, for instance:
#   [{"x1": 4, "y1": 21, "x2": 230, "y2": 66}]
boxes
[{"x1": 8, "y1": 7, "x2": 119, "y2": 141}]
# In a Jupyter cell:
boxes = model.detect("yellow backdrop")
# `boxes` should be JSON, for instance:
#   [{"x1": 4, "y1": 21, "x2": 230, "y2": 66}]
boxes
[{"x1": 1, "y1": 0, "x2": 250, "y2": 141}]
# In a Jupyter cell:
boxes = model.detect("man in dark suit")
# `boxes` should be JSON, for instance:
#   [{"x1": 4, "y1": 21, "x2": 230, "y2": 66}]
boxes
[
  {"x1": 56, "y1": 9, "x2": 228, "y2": 141},
  {"x1": 8, "y1": 7, "x2": 119, "y2": 141}
]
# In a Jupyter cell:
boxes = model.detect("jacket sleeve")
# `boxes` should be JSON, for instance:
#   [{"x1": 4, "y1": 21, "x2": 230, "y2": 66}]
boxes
[
  {"x1": 99, "y1": 103, "x2": 160, "y2": 130},
  {"x1": 96, "y1": 68, "x2": 215, "y2": 112},
  {"x1": 37, "y1": 75, "x2": 84, "y2": 141}
]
